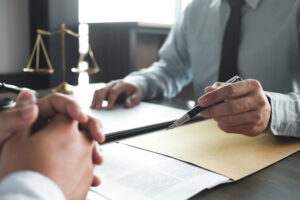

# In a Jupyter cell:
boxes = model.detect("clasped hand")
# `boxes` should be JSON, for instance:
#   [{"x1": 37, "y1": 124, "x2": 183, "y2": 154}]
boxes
[{"x1": 0, "y1": 91, "x2": 105, "y2": 200}]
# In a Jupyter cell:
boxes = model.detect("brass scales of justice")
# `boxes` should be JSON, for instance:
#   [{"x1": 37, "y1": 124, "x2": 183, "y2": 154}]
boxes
[{"x1": 23, "y1": 24, "x2": 100, "y2": 94}]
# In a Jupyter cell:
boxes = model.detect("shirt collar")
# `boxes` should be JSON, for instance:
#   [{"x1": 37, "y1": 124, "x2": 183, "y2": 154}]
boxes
[
  {"x1": 211, "y1": 0, "x2": 261, "y2": 9},
  {"x1": 245, "y1": 0, "x2": 261, "y2": 9}
]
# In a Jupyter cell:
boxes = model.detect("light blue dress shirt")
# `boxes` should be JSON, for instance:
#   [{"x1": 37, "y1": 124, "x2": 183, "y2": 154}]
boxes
[{"x1": 124, "y1": 0, "x2": 300, "y2": 137}]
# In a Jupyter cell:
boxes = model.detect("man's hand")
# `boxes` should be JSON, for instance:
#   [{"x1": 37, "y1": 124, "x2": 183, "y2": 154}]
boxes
[
  {"x1": 0, "y1": 91, "x2": 105, "y2": 144},
  {"x1": 198, "y1": 79, "x2": 271, "y2": 136},
  {"x1": 0, "y1": 91, "x2": 105, "y2": 187},
  {"x1": 0, "y1": 92, "x2": 38, "y2": 144},
  {"x1": 91, "y1": 80, "x2": 142, "y2": 110},
  {"x1": 36, "y1": 93, "x2": 105, "y2": 143},
  {"x1": 0, "y1": 114, "x2": 99, "y2": 200}
]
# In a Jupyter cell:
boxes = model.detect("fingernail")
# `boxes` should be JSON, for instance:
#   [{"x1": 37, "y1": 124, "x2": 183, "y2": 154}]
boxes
[
  {"x1": 95, "y1": 104, "x2": 102, "y2": 110},
  {"x1": 17, "y1": 91, "x2": 36, "y2": 104},
  {"x1": 126, "y1": 99, "x2": 131, "y2": 106},
  {"x1": 97, "y1": 145, "x2": 103, "y2": 157},
  {"x1": 99, "y1": 126, "x2": 105, "y2": 142},
  {"x1": 21, "y1": 105, "x2": 34, "y2": 119},
  {"x1": 212, "y1": 83, "x2": 219, "y2": 88}
]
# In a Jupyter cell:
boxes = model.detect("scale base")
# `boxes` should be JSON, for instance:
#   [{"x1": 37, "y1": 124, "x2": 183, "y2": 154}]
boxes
[{"x1": 52, "y1": 82, "x2": 74, "y2": 95}]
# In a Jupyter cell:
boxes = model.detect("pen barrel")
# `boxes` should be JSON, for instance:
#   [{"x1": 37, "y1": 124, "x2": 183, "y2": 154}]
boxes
[
  {"x1": 188, "y1": 100, "x2": 225, "y2": 117},
  {"x1": 187, "y1": 105, "x2": 205, "y2": 117}
]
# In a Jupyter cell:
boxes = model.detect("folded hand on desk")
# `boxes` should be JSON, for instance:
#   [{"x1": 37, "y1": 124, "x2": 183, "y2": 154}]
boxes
[
  {"x1": 0, "y1": 91, "x2": 105, "y2": 199},
  {"x1": 198, "y1": 79, "x2": 271, "y2": 136}
]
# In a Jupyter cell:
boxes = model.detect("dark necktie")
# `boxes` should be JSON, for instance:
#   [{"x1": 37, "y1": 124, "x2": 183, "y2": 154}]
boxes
[{"x1": 218, "y1": 0, "x2": 245, "y2": 82}]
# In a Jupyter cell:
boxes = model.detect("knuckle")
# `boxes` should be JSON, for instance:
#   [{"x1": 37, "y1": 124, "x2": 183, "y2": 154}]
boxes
[
  {"x1": 228, "y1": 102, "x2": 238, "y2": 112},
  {"x1": 227, "y1": 116, "x2": 235, "y2": 124},
  {"x1": 249, "y1": 79, "x2": 261, "y2": 90},
  {"x1": 226, "y1": 85, "x2": 236, "y2": 97},
  {"x1": 246, "y1": 132, "x2": 257, "y2": 137},
  {"x1": 109, "y1": 88, "x2": 119, "y2": 95},
  {"x1": 96, "y1": 88, "x2": 105, "y2": 94},
  {"x1": 218, "y1": 123, "x2": 231, "y2": 133},
  {"x1": 94, "y1": 89, "x2": 106, "y2": 99},
  {"x1": 108, "y1": 80, "x2": 118, "y2": 86},
  {"x1": 254, "y1": 112, "x2": 263, "y2": 122},
  {"x1": 256, "y1": 95, "x2": 267, "y2": 107},
  {"x1": 248, "y1": 125, "x2": 259, "y2": 135}
]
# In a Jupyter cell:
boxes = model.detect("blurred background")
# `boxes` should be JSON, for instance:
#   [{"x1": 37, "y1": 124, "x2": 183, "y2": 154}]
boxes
[{"x1": 0, "y1": 0, "x2": 191, "y2": 94}]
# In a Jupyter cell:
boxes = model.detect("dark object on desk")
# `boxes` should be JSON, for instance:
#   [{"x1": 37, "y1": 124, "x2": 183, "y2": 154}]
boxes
[
  {"x1": 0, "y1": 97, "x2": 14, "y2": 111},
  {"x1": 105, "y1": 115, "x2": 204, "y2": 142},
  {"x1": 0, "y1": 82, "x2": 39, "y2": 110},
  {"x1": 0, "y1": 82, "x2": 39, "y2": 98}
]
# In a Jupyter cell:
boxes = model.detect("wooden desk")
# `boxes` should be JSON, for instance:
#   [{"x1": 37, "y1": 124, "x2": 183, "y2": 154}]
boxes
[
  {"x1": 150, "y1": 99, "x2": 300, "y2": 200},
  {"x1": 1, "y1": 86, "x2": 300, "y2": 200}
]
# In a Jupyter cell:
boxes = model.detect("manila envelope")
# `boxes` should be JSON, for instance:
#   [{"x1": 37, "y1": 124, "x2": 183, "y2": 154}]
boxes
[{"x1": 122, "y1": 119, "x2": 300, "y2": 180}]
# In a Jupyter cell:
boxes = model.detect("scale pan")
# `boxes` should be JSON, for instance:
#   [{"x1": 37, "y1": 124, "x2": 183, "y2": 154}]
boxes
[
  {"x1": 23, "y1": 68, "x2": 54, "y2": 74},
  {"x1": 71, "y1": 67, "x2": 99, "y2": 74}
]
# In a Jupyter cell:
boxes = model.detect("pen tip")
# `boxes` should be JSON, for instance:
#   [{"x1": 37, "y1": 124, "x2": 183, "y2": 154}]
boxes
[{"x1": 166, "y1": 123, "x2": 177, "y2": 130}]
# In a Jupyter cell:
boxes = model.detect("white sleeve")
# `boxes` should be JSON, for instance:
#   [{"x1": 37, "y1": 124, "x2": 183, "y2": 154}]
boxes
[
  {"x1": 0, "y1": 171, "x2": 66, "y2": 200},
  {"x1": 266, "y1": 91, "x2": 300, "y2": 137}
]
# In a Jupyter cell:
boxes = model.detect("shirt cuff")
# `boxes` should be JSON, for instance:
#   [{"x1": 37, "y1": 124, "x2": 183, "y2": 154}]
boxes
[
  {"x1": 0, "y1": 171, "x2": 66, "y2": 200},
  {"x1": 124, "y1": 74, "x2": 148, "y2": 99},
  {"x1": 265, "y1": 91, "x2": 300, "y2": 137}
]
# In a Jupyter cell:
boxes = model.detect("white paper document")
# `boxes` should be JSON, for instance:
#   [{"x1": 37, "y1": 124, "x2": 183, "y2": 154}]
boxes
[
  {"x1": 72, "y1": 84, "x2": 188, "y2": 137},
  {"x1": 90, "y1": 143, "x2": 230, "y2": 200},
  {"x1": 83, "y1": 102, "x2": 187, "y2": 136}
]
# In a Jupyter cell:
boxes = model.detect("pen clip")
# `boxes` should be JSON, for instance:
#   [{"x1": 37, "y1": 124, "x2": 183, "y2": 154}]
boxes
[{"x1": 220, "y1": 75, "x2": 243, "y2": 88}]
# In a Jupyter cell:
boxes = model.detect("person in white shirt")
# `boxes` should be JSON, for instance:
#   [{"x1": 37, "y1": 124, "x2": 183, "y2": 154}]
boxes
[
  {"x1": 91, "y1": 0, "x2": 300, "y2": 138},
  {"x1": 0, "y1": 91, "x2": 105, "y2": 200}
]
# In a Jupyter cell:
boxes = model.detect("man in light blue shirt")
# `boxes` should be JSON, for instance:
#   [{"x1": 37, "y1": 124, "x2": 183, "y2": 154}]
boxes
[{"x1": 91, "y1": 0, "x2": 300, "y2": 137}]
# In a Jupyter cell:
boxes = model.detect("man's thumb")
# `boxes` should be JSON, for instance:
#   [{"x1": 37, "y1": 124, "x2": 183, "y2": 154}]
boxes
[{"x1": 0, "y1": 105, "x2": 38, "y2": 133}]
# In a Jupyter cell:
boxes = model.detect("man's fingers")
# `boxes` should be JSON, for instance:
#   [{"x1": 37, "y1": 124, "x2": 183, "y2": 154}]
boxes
[
  {"x1": 200, "y1": 91, "x2": 258, "y2": 117},
  {"x1": 37, "y1": 93, "x2": 88, "y2": 123},
  {"x1": 91, "y1": 89, "x2": 107, "y2": 110},
  {"x1": 214, "y1": 110, "x2": 264, "y2": 127},
  {"x1": 91, "y1": 175, "x2": 101, "y2": 187},
  {"x1": 79, "y1": 116, "x2": 105, "y2": 143},
  {"x1": 218, "y1": 123, "x2": 262, "y2": 137},
  {"x1": 34, "y1": 114, "x2": 78, "y2": 141},
  {"x1": 91, "y1": 81, "x2": 118, "y2": 110},
  {"x1": 212, "y1": 82, "x2": 223, "y2": 88},
  {"x1": 92, "y1": 144, "x2": 103, "y2": 165},
  {"x1": 198, "y1": 79, "x2": 262, "y2": 107},
  {"x1": 125, "y1": 92, "x2": 141, "y2": 108},
  {"x1": 106, "y1": 83, "x2": 128, "y2": 110},
  {"x1": 204, "y1": 86, "x2": 216, "y2": 94},
  {"x1": 15, "y1": 91, "x2": 36, "y2": 107},
  {"x1": 0, "y1": 104, "x2": 38, "y2": 134}
]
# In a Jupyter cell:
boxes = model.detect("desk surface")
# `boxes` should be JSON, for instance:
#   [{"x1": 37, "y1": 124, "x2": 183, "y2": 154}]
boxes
[
  {"x1": 1, "y1": 87, "x2": 300, "y2": 200},
  {"x1": 153, "y1": 99, "x2": 300, "y2": 200}
]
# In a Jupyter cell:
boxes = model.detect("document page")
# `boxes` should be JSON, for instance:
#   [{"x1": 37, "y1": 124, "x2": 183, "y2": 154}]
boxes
[
  {"x1": 73, "y1": 83, "x2": 188, "y2": 138},
  {"x1": 83, "y1": 102, "x2": 187, "y2": 136},
  {"x1": 91, "y1": 143, "x2": 230, "y2": 200}
]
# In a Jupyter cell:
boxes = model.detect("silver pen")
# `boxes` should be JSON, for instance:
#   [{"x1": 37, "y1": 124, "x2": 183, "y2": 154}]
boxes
[{"x1": 167, "y1": 76, "x2": 243, "y2": 130}]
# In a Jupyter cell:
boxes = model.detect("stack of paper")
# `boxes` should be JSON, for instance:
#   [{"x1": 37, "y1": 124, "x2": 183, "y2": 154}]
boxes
[{"x1": 91, "y1": 144, "x2": 229, "y2": 200}]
